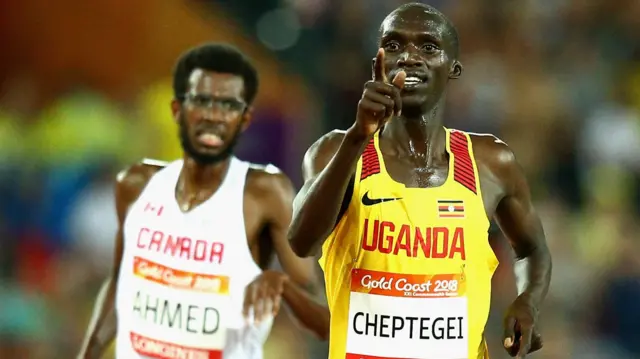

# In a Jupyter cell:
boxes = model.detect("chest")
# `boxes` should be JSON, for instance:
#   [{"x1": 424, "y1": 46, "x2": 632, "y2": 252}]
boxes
[
  {"x1": 355, "y1": 168, "x2": 489, "y2": 270},
  {"x1": 129, "y1": 177, "x2": 276, "y2": 273},
  {"x1": 123, "y1": 194, "x2": 242, "y2": 270},
  {"x1": 380, "y1": 153, "x2": 504, "y2": 220},
  {"x1": 351, "y1": 192, "x2": 495, "y2": 282},
  {"x1": 381, "y1": 152, "x2": 450, "y2": 189}
]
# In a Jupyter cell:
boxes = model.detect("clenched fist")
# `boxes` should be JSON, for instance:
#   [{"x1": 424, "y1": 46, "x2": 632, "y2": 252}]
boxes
[{"x1": 503, "y1": 294, "x2": 544, "y2": 358}]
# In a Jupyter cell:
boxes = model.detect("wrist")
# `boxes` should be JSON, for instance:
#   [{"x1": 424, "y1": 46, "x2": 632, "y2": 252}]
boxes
[
  {"x1": 517, "y1": 292, "x2": 540, "y2": 310},
  {"x1": 281, "y1": 276, "x2": 296, "y2": 300},
  {"x1": 281, "y1": 272, "x2": 290, "y2": 284},
  {"x1": 345, "y1": 126, "x2": 372, "y2": 145},
  {"x1": 263, "y1": 269, "x2": 288, "y2": 281}
]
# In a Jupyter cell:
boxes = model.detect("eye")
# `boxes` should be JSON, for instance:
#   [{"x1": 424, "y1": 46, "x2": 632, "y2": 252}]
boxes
[
  {"x1": 220, "y1": 99, "x2": 245, "y2": 111},
  {"x1": 384, "y1": 41, "x2": 400, "y2": 52},
  {"x1": 422, "y1": 44, "x2": 439, "y2": 53},
  {"x1": 214, "y1": 99, "x2": 246, "y2": 112},
  {"x1": 192, "y1": 95, "x2": 211, "y2": 106}
]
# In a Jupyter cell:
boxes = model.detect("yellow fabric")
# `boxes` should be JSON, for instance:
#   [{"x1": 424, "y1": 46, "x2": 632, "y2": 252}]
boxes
[{"x1": 320, "y1": 128, "x2": 498, "y2": 359}]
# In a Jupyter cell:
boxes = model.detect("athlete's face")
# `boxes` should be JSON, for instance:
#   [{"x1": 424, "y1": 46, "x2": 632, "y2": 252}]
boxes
[
  {"x1": 378, "y1": 7, "x2": 462, "y2": 109},
  {"x1": 172, "y1": 69, "x2": 252, "y2": 165}
]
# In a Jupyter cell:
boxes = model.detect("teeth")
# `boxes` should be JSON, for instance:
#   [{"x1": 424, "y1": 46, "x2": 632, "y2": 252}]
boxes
[{"x1": 405, "y1": 76, "x2": 421, "y2": 84}]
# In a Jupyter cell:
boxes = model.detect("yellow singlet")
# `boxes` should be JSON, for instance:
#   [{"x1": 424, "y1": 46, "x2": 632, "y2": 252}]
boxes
[{"x1": 320, "y1": 128, "x2": 499, "y2": 359}]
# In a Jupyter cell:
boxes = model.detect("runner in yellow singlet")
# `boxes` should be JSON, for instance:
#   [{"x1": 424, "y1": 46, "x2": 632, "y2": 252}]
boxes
[{"x1": 288, "y1": 3, "x2": 551, "y2": 359}]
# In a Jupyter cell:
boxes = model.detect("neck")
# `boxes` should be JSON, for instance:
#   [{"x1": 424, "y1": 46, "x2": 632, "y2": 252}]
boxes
[
  {"x1": 179, "y1": 155, "x2": 231, "y2": 195},
  {"x1": 382, "y1": 100, "x2": 447, "y2": 166}
]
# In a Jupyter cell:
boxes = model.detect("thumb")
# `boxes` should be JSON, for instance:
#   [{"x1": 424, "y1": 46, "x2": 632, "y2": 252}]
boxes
[
  {"x1": 392, "y1": 70, "x2": 406, "y2": 89},
  {"x1": 503, "y1": 316, "x2": 516, "y2": 348}
]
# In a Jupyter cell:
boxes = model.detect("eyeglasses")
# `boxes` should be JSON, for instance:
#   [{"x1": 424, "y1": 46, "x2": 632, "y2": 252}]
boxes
[{"x1": 182, "y1": 94, "x2": 247, "y2": 112}]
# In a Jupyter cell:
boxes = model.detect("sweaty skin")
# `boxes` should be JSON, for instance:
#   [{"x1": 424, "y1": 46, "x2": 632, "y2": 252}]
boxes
[
  {"x1": 289, "y1": 3, "x2": 550, "y2": 358},
  {"x1": 292, "y1": 132, "x2": 547, "y2": 275},
  {"x1": 78, "y1": 160, "x2": 329, "y2": 358}
]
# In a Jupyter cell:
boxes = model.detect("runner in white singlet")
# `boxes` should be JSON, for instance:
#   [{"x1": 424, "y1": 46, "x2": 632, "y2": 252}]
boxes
[{"x1": 77, "y1": 43, "x2": 329, "y2": 359}]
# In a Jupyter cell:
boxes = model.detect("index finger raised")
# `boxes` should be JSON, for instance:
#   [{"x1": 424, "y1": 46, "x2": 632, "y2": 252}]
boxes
[{"x1": 372, "y1": 48, "x2": 387, "y2": 83}]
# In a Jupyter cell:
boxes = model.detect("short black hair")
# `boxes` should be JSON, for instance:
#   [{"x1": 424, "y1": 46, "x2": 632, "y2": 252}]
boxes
[
  {"x1": 173, "y1": 43, "x2": 259, "y2": 104},
  {"x1": 382, "y1": 2, "x2": 459, "y2": 58}
]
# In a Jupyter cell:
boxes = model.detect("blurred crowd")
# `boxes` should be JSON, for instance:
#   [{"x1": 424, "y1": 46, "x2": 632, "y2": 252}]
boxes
[{"x1": 1, "y1": 0, "x2": 639, "y2": 358}]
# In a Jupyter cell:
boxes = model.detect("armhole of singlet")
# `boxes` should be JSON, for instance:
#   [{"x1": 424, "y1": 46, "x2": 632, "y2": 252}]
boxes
[
  {"x1": 319, "y1": 154, "x2": 362, "y2": 269},
  {"x1": 462, "y1": 132, "x2": 497, "y2": 265},
  {"x1": 121, "y1": 161, "x2": 173, "y2": 237},
  {"x1": 461, "y1": 132, "x2": 488, "y2": 226},
  {"x1": 333, "y1": 175, "x2": 354, "y2": 228},
  {"x1": 462, "y1": 132, "x2": 484, "y2": 201},
  {"x1": 338, "y1": 155, "x2": 362, "y2": 230}
]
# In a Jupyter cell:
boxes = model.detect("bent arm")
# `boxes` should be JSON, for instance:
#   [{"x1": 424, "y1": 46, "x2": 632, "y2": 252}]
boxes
[
  {"x1": 280, "y1": 276, "x2": 330, "y2": 340},
  {"x1": 267, "y1": 172, "x2": 330, "y2": 340},
  {"x1": 494, "y1": 152, "x2": 552, "y2": 307},
  {"x1": 288, "y1": 129, "x2": 369, "y2": 257},
  {"x1": 78, "y1": 163, "x2": 158, "y2": 358}
]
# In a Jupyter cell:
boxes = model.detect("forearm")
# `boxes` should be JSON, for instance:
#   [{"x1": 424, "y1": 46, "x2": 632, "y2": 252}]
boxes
[
  {"x1": 282, "y1": 280, "x2": 330, "y2": 340},
  {"x1": 514, "y1": 244, "x2": 552, "y2": 307},
  {"x1": 289, "y1": 129, "x2": 368, "y2": 256},
  {"x1": 78, "y1": 277, "x2": 117, "y2": 359}
]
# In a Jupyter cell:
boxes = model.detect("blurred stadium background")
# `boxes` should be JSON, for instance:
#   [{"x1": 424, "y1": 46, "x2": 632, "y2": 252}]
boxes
[{"x1": 1, "y1": 0, "x2": 639, "y2": 358}]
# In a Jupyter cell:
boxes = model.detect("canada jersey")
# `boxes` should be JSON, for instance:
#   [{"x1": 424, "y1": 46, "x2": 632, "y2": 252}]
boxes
[
  {"x1": 319, "y1": 128, "x2": 499, "y2": 359},
  {"x1": 115, "y1": 157, "x2": 273, "y2": 359}
]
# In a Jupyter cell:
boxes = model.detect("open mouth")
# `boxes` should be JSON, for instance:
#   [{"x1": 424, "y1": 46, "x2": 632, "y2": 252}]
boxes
[
  {"x1": 404, "y1": 75, "x2": 427, "y2": 87},
  {"x1": 197, "y1": 132, "x2": 224, "y2": 147}
]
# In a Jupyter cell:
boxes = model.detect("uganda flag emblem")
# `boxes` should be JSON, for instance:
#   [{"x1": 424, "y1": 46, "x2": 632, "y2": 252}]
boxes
[{"x1": 437, "y1": 200, "x2": 465, "y2": 218}]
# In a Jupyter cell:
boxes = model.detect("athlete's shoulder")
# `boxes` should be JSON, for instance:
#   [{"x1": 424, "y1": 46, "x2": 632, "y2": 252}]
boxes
[
  {"x1": 116, "y1": 158, "x2": 167, "y2": 186},
  {"x1": 115, "y1": 158, "x2": 167, "y2": 201},
  {"x1": 305, "y1": 129, "x2": 347, "y2": 157},
  {"x1": 301, "y1": 129, "x2": 348, "y2": 179},
  {"x1": 464, "y1": 131, "x2": 517, "y2": 169},
  {"x1": 461, "y1": 131, "x2": 522, "y2": 193},
  {"x1": 246, "y1": 162, "x2": 295, "y2": 196}
]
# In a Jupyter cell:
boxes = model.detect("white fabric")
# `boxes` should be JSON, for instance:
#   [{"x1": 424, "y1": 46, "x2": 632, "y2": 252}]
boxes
[{"x1": 115, "y1": 158, "x2": 272, "y2": 359}]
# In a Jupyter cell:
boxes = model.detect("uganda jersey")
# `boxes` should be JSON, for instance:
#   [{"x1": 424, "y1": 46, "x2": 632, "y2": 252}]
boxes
[{"x1": 320, "y1": 129, "x2": 498, "y2": 359}]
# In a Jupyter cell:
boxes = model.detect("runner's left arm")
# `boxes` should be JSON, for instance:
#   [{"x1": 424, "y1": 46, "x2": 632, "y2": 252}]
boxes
[
  {"x1": 493, "y1": 147, "x2": 552, "y2": 308},
  {"x1": 266, "y1": 171, "x2": 330, "y2": 340},
  {"x1": 491, "y1": 144, "x2": 551, "y2": 356}
]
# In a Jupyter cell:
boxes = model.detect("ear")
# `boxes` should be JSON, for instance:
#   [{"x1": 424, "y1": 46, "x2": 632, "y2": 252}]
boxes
[
  {"x1": 240, "y1": 106, "x2": 254, "y2": 132},
  {"x1": 449, "y1": 60, "x2": 463, "y2": 79},
  {"x1": 171, "y1": 99, "x2": 181, "y2": 124}
]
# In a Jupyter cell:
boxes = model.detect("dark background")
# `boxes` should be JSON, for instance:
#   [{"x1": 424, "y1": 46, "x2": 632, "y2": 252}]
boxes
[{"x1": 0, "y1": 0, "x2": 639, "y2": 358}]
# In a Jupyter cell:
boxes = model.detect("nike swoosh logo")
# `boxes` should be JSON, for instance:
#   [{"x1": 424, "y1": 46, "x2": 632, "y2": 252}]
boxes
[{"x1": 361, "y1": 191, "x2": 402, "y2": 206}]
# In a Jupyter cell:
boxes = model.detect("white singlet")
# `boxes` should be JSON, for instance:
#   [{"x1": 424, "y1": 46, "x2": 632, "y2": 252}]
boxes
[{"x1": 115, "y1": 157, "x2": 273, "y2": 359}]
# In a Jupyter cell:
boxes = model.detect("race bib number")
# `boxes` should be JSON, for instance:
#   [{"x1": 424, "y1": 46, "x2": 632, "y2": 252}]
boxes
[
  {"x1": 128, "y1": 256, "x2": 231, "y2": 359},
  {"x1": 345, "y1": 269, "x2": 468, "y2": 359}
]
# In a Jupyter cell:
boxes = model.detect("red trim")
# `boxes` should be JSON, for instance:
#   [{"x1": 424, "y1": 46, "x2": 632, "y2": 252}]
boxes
[
  {"x1": 449, "y1": 131, "x2": 477, "y2": 194},
  {"x1": 360, "y1": 139, "x2": 380, "y2": 180}
]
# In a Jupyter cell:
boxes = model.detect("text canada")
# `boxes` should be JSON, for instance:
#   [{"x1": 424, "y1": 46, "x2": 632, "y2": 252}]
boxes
[{"x1": 136, "y1": 227, "x2": 224, "y2": 264}]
